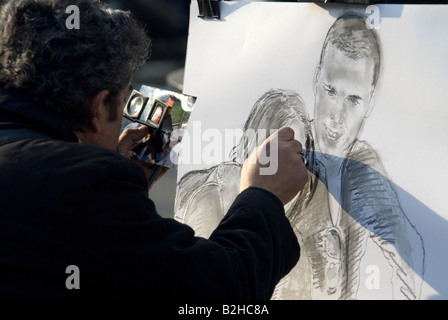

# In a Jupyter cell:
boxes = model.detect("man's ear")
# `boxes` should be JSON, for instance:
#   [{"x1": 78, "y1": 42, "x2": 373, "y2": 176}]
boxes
[{"x1": 86, "y1": 90, "x2": 109, "y2": 133}]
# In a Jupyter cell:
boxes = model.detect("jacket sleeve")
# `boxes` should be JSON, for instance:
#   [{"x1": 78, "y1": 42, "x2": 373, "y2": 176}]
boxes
[
  {"x1": 66, "y1": 152, "x2": 300, "y2": 300},
  {"x1": 208, "y1": 187, "x2": 301, "y2": 299}
]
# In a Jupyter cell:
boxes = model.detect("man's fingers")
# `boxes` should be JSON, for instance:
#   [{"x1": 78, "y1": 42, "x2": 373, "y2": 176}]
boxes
[
  {"x1": 276, "y1": 127, "x2": 295, "y2": 142},
  {"x1": 123, "y1": 125, "x2": 151, "y2": 142},
  {"x1": 240, "y1": 125, "x2": 310, "y2": 205},
  {"x1": 117, "y1": 125, "x2": 151, "y2": 158},
  {"x1": 290, "y1": 139, "x2": 303, "y2": 155},
  {"x1": 267, "y1": 127, "x2": 303, "y2": 154}
]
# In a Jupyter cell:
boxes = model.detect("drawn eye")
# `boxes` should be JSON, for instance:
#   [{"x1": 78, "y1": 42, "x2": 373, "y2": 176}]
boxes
[
  {"x1": 347, "y1": 96, "x2": 361, "y2": 107},
  {"x1": 324, "y1": 86, "x2": 336, "y2": 98}
]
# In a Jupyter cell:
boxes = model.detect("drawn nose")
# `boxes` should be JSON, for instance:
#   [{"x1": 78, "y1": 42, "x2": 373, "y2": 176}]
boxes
[
  {"x1": 330, "y1": 113, "x2": 343, "y2": 125},
  {"x1": 330, "y1": 100, "x2": 344, "y2": 124}
]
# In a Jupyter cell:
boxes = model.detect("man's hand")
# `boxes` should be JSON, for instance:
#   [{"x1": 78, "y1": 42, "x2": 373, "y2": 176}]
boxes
[
  {"x1": 240, "y1": 127, "x2": 308, "y2": 205},
  {"x1": 117, "y1": 126, "x2": 169, "y2": 185},
  {"x1": 117, "y1": 125, "x2": 151, "y2": 158}
]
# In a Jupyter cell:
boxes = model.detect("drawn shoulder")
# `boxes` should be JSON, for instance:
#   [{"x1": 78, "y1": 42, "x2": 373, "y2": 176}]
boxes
[
  {"x1": 174, "y1": 162, "x2": 241, "y2": 235},
  {"x1": 349, "y1": 139, "x2": 386, "y2": 175}
]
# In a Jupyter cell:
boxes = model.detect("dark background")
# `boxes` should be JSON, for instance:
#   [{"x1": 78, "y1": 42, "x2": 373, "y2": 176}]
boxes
[{"x1": 105, "y1": 0, "x2": 190, "y2": 89}]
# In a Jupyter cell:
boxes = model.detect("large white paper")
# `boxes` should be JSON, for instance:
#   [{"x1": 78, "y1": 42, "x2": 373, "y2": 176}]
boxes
[{"x1": 176, "y1": 1, "x2": 448, "y2": 300}]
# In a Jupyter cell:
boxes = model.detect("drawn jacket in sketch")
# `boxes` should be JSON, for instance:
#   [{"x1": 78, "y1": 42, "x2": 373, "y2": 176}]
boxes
[
  {"x1": 174, "y1": 162, "x2": 241, "y2": 238},
  {"x1": 275, "y1": 139, "x2": 425, "y2": 300}
]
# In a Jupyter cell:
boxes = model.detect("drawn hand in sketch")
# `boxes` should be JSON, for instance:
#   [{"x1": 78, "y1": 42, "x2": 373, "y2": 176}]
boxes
[
  {"x1": 278, "y1": 14, "x2": 425, "y2": 300},
  {"x1": 174, "y1": 88, "x2": 315, "y2": 239}
]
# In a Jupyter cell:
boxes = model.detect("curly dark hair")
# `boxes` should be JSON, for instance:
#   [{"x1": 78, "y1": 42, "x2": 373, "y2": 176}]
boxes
[{"x1": 0, "y1": 0, "x2": 151, "y2": 131}]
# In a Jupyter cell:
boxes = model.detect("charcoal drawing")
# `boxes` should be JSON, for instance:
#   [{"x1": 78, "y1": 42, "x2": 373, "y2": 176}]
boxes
[
  {"x1": 176, "y1": 9, "x2": 426, "y2": 300},
  {"x1": 276, "y1": 14, "x2": 425, "y2": 300},
  {"x1": 174, "y1": 88, "x2": 315, "y2": 238}
]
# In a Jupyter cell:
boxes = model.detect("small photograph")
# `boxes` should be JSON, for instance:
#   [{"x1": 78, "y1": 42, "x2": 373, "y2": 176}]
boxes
[{"x1": 121, "y1": 85, "x2": 196, "y2": 169}]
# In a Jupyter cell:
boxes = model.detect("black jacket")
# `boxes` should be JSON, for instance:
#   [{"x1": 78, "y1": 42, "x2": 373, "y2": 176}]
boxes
[{"x1": 0, "y1": 91, "x2": 300, "y2": 300}]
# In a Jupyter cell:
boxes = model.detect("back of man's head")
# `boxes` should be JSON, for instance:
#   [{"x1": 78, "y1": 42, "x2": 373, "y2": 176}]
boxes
[{"x1": 0, "y1": 0, "x2": 150, "y2": 131}]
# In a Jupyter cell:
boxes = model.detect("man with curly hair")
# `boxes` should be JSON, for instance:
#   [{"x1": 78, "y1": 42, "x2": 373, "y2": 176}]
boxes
[{"x1": 0, "y1": 0, "x2": 308, "y2": 299}]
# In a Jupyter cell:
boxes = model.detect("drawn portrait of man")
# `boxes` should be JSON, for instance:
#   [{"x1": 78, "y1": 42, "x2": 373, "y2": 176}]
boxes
[{"x1": 275, "y1": 14, "x2": 425, "y2": 300}]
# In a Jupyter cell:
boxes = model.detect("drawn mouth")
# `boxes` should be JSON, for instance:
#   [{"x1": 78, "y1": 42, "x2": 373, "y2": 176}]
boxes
[{"x1": 324, "y1": 126, "x2": 341, "y2": 142}]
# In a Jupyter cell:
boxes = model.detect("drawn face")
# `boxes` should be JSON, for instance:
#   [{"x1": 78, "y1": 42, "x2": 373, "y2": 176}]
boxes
[{"x1": 314, "y1": 45, "x2": 375, "y2": 158}]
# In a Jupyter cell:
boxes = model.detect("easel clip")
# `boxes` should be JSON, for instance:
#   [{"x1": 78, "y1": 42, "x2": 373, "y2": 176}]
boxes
[{"x1": 198, "y1": 0, "x2": 221, "y2": 19}]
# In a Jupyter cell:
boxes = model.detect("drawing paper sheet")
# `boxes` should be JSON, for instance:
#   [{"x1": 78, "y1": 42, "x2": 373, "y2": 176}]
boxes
[{"x1": 179, "y1": 1, "x2": 448, "y2": 299}]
